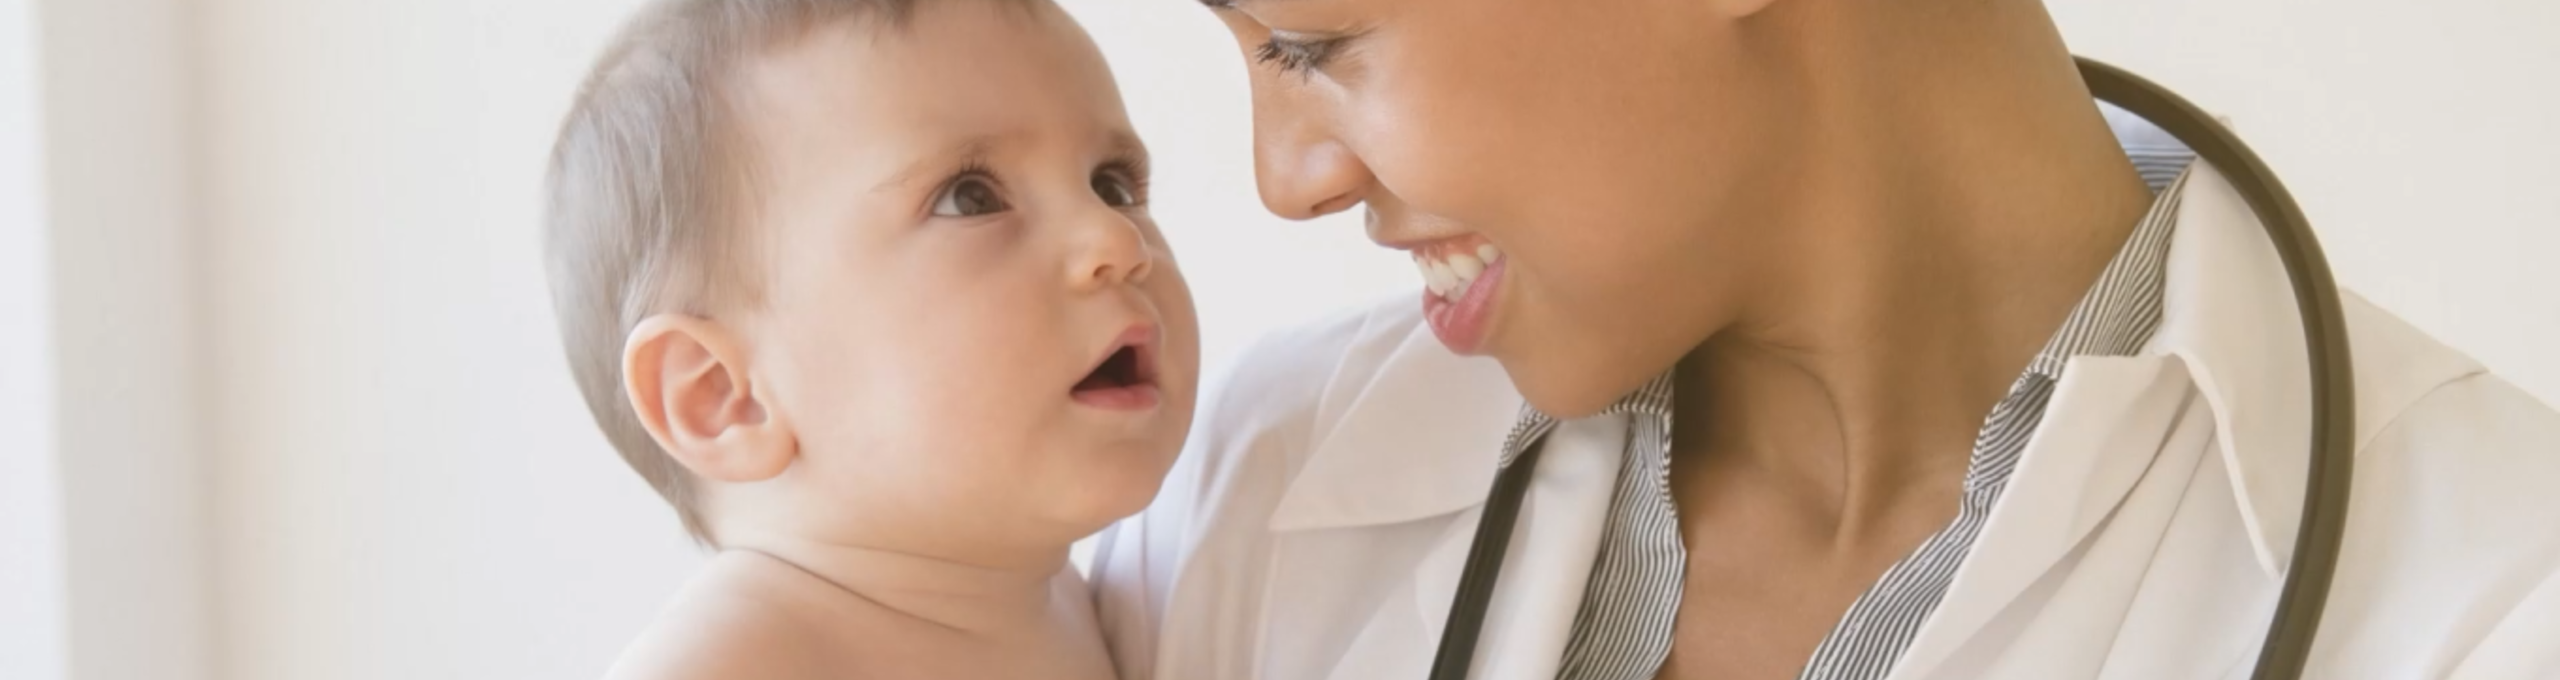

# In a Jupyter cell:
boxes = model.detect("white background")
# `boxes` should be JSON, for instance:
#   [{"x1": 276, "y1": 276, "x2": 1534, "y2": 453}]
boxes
[{"x1": 1, "y1": 0, "x2": 2552, "y2": 678}]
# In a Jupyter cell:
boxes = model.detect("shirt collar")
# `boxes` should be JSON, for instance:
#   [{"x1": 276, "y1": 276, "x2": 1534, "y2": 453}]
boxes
[
  {"x1": 2146, "y1": 159, "x2": 2319, "y2": 575},
  {"x1": 2023, "y1": 169, "x2": 2190, "y2": 378},
  {"x1": 1266, "y1": 316, "x2": 1527, "y2": 532},
  {"x1": 1495, "y1": 374, "x2": 1672, "y2": 468}
]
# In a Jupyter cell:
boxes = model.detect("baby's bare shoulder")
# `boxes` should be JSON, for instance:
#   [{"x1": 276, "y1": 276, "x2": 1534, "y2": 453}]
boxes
[{"x1": 603, "y1": 555, "x2": 871, "y2": 680}]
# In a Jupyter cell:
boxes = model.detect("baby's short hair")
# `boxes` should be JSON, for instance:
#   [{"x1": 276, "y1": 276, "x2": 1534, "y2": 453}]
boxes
[{"x1": 544, "y1": 0, "x2": 1024, "y2": 544}]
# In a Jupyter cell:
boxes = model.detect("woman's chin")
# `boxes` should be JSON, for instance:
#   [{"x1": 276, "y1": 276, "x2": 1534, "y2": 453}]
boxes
[{"x1": 1498, "y1": 351, "x2": 1660, "y2": 420}]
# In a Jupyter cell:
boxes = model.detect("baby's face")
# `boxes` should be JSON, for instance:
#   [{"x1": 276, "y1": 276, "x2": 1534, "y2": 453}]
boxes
[{"x1": 734, "y1": 3, "x2": 1198, "y2": 555}]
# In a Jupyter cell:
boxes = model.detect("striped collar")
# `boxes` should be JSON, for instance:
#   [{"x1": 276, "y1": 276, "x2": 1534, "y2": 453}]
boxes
[
  {"x1": 2024, "y1": 170, "x2": 2189, "y2": 379},
  {"x1": 1495, "y1": 374, "x2": 1671, "y2": 468}
]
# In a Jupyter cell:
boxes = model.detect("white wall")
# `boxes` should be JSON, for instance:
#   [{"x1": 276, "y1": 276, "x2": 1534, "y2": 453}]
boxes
[
  {"x1": 196, "y1": 2, "x2": 701, "y2": 678},
  {"x1": 7, "y1": 0, "x2": 213, "y2": 679},
  {"x1": 1, "y1": 0, "x2": 69, "y2": 677},
  {"x1": 40, "y1": 0, "x2": 214, "y2": 677},
  {"x1": 6, "y1": 0, "x2": 2549, "y2": 679},
  {"x1": 2050, "y1": 0, "x2": 2560, "y2": 401}
]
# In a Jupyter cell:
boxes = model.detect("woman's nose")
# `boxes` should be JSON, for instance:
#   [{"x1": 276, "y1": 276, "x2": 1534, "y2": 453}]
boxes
[
  {"x1": 1254, "y1": 112, "x2": 1374, "y2": 220},
  {"x1": 1067, "y1": 206, "x2": 1154, "y2": 291}
]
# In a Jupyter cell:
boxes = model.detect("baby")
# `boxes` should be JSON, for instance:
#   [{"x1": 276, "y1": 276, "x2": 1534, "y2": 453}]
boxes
[{"x1": 540, "y1": 0, "x2": 1198, "y2": 677}]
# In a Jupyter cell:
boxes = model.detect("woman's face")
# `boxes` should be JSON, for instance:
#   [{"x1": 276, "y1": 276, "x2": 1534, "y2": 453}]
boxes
[{"x1": 1206, "y1": 0, "x2": 1803, "y2": 416}]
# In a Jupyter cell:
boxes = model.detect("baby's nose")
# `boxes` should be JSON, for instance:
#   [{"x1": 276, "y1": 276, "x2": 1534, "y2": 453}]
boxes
[{"x1": 1068, "y1": 210, "x2": 1153, "y2": 290}]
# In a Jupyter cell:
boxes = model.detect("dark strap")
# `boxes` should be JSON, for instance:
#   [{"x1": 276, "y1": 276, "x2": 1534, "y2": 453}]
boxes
[
  {"x1": 2077, "y1": 57, "x2": 2353, "y2": 680},
  {"x1": 1427, "y1": 438, "x2": 1547, "y2": 680}
]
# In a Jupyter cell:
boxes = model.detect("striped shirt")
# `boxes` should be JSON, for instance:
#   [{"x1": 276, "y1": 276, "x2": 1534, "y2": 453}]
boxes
[{"x1": 1514, "y1": 139, "x2": 2199, "y2": 680}]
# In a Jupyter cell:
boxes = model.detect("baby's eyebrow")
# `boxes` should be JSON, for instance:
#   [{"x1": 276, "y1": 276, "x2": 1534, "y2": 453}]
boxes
[{"x1": 872, "y1": 137, "x2": 997, "y2": 194}]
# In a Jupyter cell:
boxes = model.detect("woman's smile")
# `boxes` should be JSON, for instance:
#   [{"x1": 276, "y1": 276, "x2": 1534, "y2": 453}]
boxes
[{"x1": 1403, "y1": 234, "x2": 1506, "y2": 354}]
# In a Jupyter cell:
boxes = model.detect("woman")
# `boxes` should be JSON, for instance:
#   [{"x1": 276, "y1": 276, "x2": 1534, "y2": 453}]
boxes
[{"x1": 1093, "y1": 0, "x2": 2560, "y2": 678}]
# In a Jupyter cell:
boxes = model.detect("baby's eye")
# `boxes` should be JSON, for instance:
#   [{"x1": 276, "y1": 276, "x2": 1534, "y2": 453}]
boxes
[
  {"x1": 932, "y1": 176, "x2": 1009, "y2": 217},
  {"x1": 1092, "y1": 171, "x2": 1142, "y2": 208}
]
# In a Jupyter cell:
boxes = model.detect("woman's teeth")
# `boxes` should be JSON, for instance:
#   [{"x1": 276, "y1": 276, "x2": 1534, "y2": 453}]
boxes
[{"x1": 1414, "y1": 244, "x2": 1503, "y2": 302}]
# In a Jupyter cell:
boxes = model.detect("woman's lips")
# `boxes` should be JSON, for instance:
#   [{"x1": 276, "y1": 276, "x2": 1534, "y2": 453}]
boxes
[{"x1": 1417, "y1": 243, "x2": 1505, "y2": 354}]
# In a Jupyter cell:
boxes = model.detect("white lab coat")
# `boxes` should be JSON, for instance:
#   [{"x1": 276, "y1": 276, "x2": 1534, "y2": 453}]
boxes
[{"x1": 1092, "y1": 161, "x2": 2560, "y2": 679}]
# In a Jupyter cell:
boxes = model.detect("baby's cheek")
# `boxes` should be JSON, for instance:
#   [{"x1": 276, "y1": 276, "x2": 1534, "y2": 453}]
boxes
[
  {"x1": 1157, "y1": 285, "x2": 1204, "y2": 390},
  {"x1": 897, "y1": 306, "x2": 1054, "y2": 421}
]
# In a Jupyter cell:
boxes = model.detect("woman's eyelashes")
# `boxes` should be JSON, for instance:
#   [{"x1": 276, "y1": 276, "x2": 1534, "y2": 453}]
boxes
[{"x1": 1254, "y1": 34, "x2": 1345, "y2": 75}]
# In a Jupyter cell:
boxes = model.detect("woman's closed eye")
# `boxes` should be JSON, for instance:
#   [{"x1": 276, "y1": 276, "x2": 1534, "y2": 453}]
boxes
[{"x1": 1254, "y1": 34, "x2": 1346, "y2": 75}]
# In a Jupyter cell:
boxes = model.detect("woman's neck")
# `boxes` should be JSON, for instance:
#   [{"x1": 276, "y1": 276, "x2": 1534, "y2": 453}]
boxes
[{"x1": 1675, "y1": 0, "x2": 2156, "y2": 527}]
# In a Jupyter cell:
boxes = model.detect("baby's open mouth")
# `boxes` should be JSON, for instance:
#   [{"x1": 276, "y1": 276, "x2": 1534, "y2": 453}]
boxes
[
  {"x1": 1071, "y1": 326, "x2": 1161, "y2": 410},
  {"x1": 1077, "y1": 344, "x2": 1150, "y2": 391}
]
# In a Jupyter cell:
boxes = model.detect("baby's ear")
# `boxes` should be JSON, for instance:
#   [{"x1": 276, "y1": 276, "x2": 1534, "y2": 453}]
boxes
[{"x1": 621, "y1": 315, "x2": 795, "y2": 483}]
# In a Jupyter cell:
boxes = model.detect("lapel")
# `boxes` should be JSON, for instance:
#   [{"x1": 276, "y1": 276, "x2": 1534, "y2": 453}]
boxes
[
  {"x1": 1404, "y1": 415, "x2": 1628, "y2": 680},
  {"x1": 1258, "y1": 318, "x2": 1624, "y2": 679},
  {"x1": 1266, "y1": 319, "x2": 1523, "y2": 533},
  {"x1": 1883, "y1": 356, "x2": 2199, "y2": 680},
  {"x1": 1888, "y1": 161, "x2": 2321, "y2": 679},
  {"x1": 2146, "y1": 161, "x2": 2316, "y2": 578}
]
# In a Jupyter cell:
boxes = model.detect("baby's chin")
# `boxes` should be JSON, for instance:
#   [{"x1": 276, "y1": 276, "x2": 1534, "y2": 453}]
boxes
[
  {"x1": 1021, "y1": 441, "x2": 1184, "y2": 532},
  {"x1": 795, "y1": 400, "x2": 1191, "y2": 547}
]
